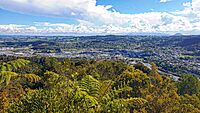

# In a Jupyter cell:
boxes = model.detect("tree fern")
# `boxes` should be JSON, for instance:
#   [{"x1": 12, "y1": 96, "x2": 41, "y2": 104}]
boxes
[
  {"x1": 103, "y1": 97, "x2": 148, "y2": 112},
  {"x1": 0, "y1": 62, "x2": 40, "y2": 86},
  {"x1": 0, "y1": 59, "x2": 40, "y2": 86},
  {"x1": 97, "y1": 80, "x2": 113, "y2": 101},
  {"x1": 79, "y1": 75, "x2": 100, "y2": 97},
  {"x1": 0, "y1": 71, "x2": 41, "y2": 86},
  {"x1": 0, "y1": 71, "x2": 18, "y2": 86},
  {"x1": 19, "y1": 74, "x2": 41, "y2": 83},
  {"x1": 0, "y1": 59, "x2": 30, "y2": 71}
]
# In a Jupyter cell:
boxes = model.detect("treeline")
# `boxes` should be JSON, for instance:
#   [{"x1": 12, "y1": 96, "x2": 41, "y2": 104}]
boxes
[{"x1": 0, "y1": 55, "x2": 199, "y2": 113}]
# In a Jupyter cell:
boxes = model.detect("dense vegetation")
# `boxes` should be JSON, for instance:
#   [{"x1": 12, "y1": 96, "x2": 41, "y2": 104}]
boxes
[{"x1": 0, "y1": 56, "x2": 200, "y2": 113}]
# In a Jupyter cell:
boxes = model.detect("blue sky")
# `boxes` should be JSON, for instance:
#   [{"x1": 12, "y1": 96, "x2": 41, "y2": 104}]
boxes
[
  {"x1": 0, "y1": 9, "x2": 78, "y2": 25},
  {"x1": 0, "y1": 0, "x2": 190, "y2": 24},
  {"x1": 97, "y1": 0, "x2": 189, "y2": 13},
  {"x1": 0, "y1": 0, "x2": 199, "y2": 35}
]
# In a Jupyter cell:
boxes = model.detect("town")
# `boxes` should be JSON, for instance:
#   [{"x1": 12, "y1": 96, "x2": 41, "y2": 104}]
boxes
[{"x1": 0, "y1": 35, "x2": 199, "y2": 77}]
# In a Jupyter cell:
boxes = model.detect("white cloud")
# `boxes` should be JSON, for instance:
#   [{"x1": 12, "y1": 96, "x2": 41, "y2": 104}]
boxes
[
  {"x1": 160, "y1": 0, "x2": 171, "y2": 3},
  {"x1": 0, "y1": 0, "x2": 112, "y2": 24},
  {"x1": 0, "y1": 0, "x2": 199, "y2": 35},
  {"x1": 192, "y1": 0, "x2": 200, "y2": 10}
]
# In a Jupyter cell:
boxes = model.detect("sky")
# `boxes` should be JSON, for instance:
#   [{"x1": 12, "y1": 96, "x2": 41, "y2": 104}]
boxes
[{"x1": 0, "y1": 0, "x2": 199, "y2": 35}]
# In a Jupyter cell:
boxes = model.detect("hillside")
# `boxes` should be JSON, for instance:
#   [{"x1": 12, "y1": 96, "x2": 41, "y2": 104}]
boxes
[{"x1": 0, "y1": 56, "x2": 199, "y2": 112}]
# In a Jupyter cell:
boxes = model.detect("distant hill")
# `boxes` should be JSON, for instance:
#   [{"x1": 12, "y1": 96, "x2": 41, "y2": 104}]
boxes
[
  {"x1": 178, "y1": 35, "x2": 200, "y2": 47},
  {"x1": 128, "y1": 32, "x2": 169, "y2": 36},
  {"x1": 173, "y1": 33, "x2": 183, "y2": 36}
]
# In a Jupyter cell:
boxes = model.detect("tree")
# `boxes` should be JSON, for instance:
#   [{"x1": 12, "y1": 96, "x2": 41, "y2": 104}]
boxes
[
  {"x1": 134, "y1": 63, "x2": 150, "y2": 74},
  {"x1": 149, "y1": 62, "x2": 159, "y2": 77},
  {"x1": 0, "y1": 59, "x2": 41, "y2": 112},
  {"x1": 149, "y1": 62, "x2": 162, "y2": 84},
  {"x1": 0, "y1": 57, "x2": 199, "y2": 112},
  {"x1": 177, "y1": 74, "x2": 200, "y2": 95},
  {"x1": 0, "y1": 59, "x2": 41, "y2": 86}
]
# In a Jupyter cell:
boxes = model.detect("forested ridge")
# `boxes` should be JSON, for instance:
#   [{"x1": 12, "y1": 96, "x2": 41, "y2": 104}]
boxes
[{"x1": 0, "y1": 55, "x2": 200, "y2": 113}]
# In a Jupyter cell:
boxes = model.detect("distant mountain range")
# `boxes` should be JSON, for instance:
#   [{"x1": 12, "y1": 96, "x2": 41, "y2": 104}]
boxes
[{"x1": 127, "y1": 32, "x2": 169, "y2": 36}]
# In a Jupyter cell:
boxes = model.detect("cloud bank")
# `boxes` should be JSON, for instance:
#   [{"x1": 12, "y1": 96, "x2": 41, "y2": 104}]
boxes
[{"x1": 0, "y1": 0, "x2": 200, "y2": 35}]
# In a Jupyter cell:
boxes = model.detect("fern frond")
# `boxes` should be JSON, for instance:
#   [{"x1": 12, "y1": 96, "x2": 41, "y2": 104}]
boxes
[
  {"x1": 0, "y1": 59, "x2": 30, "y2": 71},
  {"x1": 0, "y1": 71, "x2": 18, "y2": 86},
  {"x1": 19, "y1": 74, "x2": 41, "y2": 83},
  {"x1": 8, "y1": 59, "x2": 30, "y2": 70},
  {"x1": 127, "y1": 97, "x2": 148, "y2": 107},
  {"x1": 80, "y1": 75, "x2": 100, "y2": 97},
  {"x1": 0, "y1": 65, "x2": 7, "y2": 71},
  {"x1": 97, "y1": 80, "x2": 113, "y2": 101}
]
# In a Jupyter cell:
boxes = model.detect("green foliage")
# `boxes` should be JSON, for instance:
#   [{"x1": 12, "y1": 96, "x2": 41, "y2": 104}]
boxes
[
  {"x1": 0, "y1": 72, "x2": 41, "y2": 86},
  {"x1": 43, "y1": 71, "x2": 64, "y2": 90},
  {"x1": 0, "y1": 91, "x2": 9, "y2": 113},
  {"x1": 0, "y1": 59, "x2": 41, "y2": 86},
  {"x1": 20, "y1": 74, "x2": 41, "y2": 83},
  {"x1": 0, "y1": 71, "x2": 18, "y2": 86},
  {"x1": 9, "y1": 89, "x2": 67, "y2": 113},
  {"x1": 0, "y1": 59, "x2": 30, "y2": 71},
  {"x1": 134, "y1": 63, "x2": 150, "y2": 74},
  {"x1": 80, "y1": 75, "x2": 100, "y2": 97},
  {"x1": 0, "y1": 58, "x2": 41, "y2": 111},
  {"x1": 149, "y1": 62, "x2": 159, "y2": 77},
  {"x1": 0, "y1": 56, "x2": 199, "y2": 112},
  {"x1": 104, "y1": 98, "x2": 148, "y2": 112},
  {"x1": 177, "y1": 74, "x2": 200, "y2": 95},
  {"x1": 180, "y1": 94, "x2": 200, "y2": 110}
]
